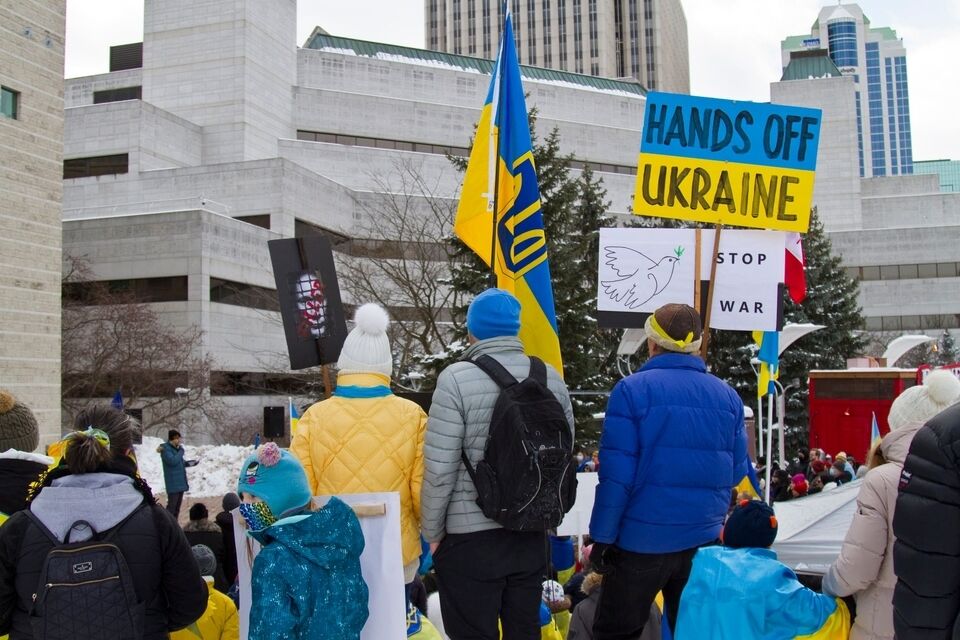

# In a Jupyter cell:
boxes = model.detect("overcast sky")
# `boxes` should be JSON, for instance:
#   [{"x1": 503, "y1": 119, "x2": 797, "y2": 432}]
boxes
[{"x1": 64, "y1": 1, "x2": 960, "y2": 160}]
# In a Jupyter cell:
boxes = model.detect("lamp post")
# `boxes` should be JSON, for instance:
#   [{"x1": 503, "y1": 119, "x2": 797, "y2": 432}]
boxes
[{"x1": 174, "y1": 387, "x2": 190, "y2": 440}]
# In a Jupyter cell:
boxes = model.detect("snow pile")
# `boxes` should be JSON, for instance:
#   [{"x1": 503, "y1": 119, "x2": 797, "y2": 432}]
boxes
[{"x1": 135, "y1": 436, "x2": 253, "y2": 498}]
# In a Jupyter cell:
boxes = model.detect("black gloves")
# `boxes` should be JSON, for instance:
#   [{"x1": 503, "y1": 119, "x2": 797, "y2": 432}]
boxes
[{"x1": 590, "y1": 542, "x2": 616, "y2": 575}]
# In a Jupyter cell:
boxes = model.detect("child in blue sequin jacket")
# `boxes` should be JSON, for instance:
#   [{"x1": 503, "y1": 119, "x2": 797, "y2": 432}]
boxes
[{"x1": 237, "y1": 443, "x2": 368, "y2": 640}]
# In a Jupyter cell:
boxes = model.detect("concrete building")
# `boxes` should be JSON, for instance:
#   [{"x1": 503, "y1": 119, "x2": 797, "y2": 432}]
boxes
[
  {"x1": 1, "y1": 0, "x2": 66, "y2": 447},
  {"x1": 62, "y1": 0, "x2": 646, "y2": 437},
  {"x1": 774, "y1": 30, "x2": 960, "y2": 339},
  {"x1": 425, "y1": 0, "x2": 690, "y2": 93},
  {"x1": 782, "y1": 3, "x2": 913, "y2": 178}
]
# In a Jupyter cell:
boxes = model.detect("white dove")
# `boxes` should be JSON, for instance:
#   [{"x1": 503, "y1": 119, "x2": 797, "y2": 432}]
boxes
[{"x1": 601, "y1": 246, "x2": 681, "y2": 309}]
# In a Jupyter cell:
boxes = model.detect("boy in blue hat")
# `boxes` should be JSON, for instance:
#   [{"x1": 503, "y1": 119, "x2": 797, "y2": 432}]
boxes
[{"x1": 674, "y1": 500, "x2": 850, "y2": 639}]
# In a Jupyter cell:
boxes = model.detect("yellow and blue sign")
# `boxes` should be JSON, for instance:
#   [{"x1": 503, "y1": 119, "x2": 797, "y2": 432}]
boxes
[
  {"x1": 454, "y1": 3, "x2": 562, "y2": 375},
  {"x1": 634, "y1": 92, "x2": 821, "y2": 233}
]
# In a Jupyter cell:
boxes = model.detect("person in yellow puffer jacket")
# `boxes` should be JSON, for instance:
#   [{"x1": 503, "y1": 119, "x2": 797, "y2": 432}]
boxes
[
  {"x1": 171, "y1": 544, "x2": 239, "y2": 640},
  {"x1": 290, "y1": 303, "x2": 428, "y2": 589}
]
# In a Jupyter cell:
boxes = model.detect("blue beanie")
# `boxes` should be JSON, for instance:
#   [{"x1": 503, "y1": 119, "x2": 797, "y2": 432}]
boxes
[
  {"x1": 237, "y1": 443, "x2": 312, "y2": 518},
  {"x1": 722, "y1": 500, "x2": 778, "y2": 549},
  {"x1": 466, "y1": 289, "x2": 521, "y2": 340}
]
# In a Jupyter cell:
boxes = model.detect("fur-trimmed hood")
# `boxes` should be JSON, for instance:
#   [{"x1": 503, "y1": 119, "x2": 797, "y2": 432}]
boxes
[{"x1": 581, "y1": 571, "x2": 603, "y2": 596}]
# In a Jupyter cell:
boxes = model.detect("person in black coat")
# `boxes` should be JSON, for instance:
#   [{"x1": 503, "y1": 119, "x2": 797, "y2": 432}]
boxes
[
  {"x1": 183, "y1": 503, "x2": 229, "y2": 593},
  {"x1": 893, "y1": 401, "x2": 960, "y2": 640},
  {"x1": 0, "y1": 390, "x2": 50, "y2": 521},
  {"x1": 0, "y1": 405, "x2": 207, "y2": 640},
  {"x1": 215, "y1": 491, "x2": 241, "y2": 586}
]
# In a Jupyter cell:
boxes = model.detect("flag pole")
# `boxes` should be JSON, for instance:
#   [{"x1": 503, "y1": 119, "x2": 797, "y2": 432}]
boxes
[
  {"x1": 489, "y1": 129, "x2": 501, "y2": 288},
  {"x1": 693, "y1": 229, "x2": 702, "y2": 313}
]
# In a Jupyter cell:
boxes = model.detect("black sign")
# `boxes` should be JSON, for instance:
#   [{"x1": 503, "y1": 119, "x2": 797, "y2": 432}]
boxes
[{"x1": 268, "y1": 236, "x2": 348, "y2": 370}]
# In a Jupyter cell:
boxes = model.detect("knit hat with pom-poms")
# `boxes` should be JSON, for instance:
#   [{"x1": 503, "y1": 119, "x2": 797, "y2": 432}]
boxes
[
  {"x1": 0, "y1": 390, "x2": 39, "y2": 452},
  {"x1": 237, "y1": 443, "x2": 312, "y2": 518}
]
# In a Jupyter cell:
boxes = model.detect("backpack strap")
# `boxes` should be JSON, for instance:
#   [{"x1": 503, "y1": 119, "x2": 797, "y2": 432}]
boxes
[
  {"x1": 470, "y1": 354, "x2": 520, "y2": 390},
  {"x1": 528, "y1": 357, "x2": 547, "y2": 387},
  {"x1": 23, "y1": 510, "x2": 61, "y2": 546},
  {"x1": 101, "y1": 502, "x2": 150, "y2": 542}
]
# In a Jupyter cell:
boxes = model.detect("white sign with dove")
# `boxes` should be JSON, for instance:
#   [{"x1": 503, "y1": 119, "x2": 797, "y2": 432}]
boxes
[{"x1": 597, "y1": 228, "x2": 786, "y2": 331}]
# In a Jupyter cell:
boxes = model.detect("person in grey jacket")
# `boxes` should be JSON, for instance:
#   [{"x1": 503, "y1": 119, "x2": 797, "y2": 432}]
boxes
[{"x1": 421, "y1": 288, "x2": 574, "y2": 640}]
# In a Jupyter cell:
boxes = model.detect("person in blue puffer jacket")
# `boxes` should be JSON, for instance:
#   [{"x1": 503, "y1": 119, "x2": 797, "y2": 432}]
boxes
[{"x1": 588, "y1": 303, "x2": 752, "y2": 640}]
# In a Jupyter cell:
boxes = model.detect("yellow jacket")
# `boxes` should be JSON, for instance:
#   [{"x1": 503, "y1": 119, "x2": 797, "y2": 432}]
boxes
[
  {"x1": 170, "y1": 577, "x2": 239, "y2": 640},
  {"x1": 290, "y1": 373, "x2": 427, "y2": 567}
]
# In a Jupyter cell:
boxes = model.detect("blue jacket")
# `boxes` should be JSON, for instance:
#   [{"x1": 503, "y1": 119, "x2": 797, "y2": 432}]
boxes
[
  {"x1": 589, "y1": 353, "x2": 750, "y2": 553},
  {"x1": 158, "y1": 442, "x2": 188, "y2": 494},
  {"x1": 249, "y1": 497, "x2": 368, "y2": 640},
  {"x1": 675, "y1": 547, "x2": 849, "y2": 640}
]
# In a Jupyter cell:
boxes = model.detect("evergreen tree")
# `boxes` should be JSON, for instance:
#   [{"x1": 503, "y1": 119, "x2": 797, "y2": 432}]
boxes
[
  {"x1": 707, "y1": 210, "x2": 867, "y2": 453},
  {"x1": 935, "y1": 329, "x2": 959, "y2": 365}
]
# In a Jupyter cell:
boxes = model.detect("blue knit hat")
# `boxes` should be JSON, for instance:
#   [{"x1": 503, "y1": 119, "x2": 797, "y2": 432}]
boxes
[
  {"x1": 466, "y1": 289, "x2": 521, "y2": 340},
  {"x1": 237, "y1": 443, "x2": 312, "y2": 518},
  {"x1": 722, "y1": 500, "x2": 778, "y2": 549}
]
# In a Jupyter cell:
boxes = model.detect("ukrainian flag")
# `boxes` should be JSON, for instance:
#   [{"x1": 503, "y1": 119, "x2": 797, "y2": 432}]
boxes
[
  {"x1": 289, "y1": 398, "x2": 300, "y2": 437},
  {"x1": 454, "y1": 2, "x2": 563, "y2": 376},
  {"x1": 753, "y1": 330, "x2": 779, "y2": 398}
]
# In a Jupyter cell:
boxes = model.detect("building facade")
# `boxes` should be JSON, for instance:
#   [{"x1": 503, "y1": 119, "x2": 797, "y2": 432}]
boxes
[
  {"x1": 62, "y1": 0, "x2": 646, "y2": 439},
  {"x1": 1, "y1": 0, "x2": 66, "y2": 447},
  {"x1": 782, "y1": 3, "x2": 912, "y2": 178},
  {"x1": 425, "y1": 0, "x2": 690, "y2": 93},
  {"x1": 914, "y1": 159, "x2": 960, "y2": 193}
]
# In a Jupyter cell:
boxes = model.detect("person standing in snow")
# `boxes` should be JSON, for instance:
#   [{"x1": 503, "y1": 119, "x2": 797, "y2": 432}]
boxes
[
  {"x1": 290, "y1": 303, "x2": 428, "y2": 624},
  {"x1": 824, "y1": 369, "x2": 960, "y2": 640},
  {"x1": 0, "y1": 405, "x2": 208, "y2": 638},
  {"x1": 421, "y1": 288, "x2": 574, "y2": 640},
  {"x1": 158, "y1": 429, "x2": 190, "y2": 519},
  {"x1": 588, "y1": 303, "x2": 753, "y2": 639}
]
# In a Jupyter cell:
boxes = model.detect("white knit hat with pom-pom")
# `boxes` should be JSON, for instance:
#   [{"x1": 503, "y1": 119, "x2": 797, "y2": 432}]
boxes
[
  {"x1": 888, "y1": 369, "x2": 960, "y2": 431},
  {"x1": 337, "y1": 303, "x2": 393, "y2": 377}
]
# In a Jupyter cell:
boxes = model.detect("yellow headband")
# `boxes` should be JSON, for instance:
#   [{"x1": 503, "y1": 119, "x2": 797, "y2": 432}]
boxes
[{"x1": 644, "y1": 314, "x2": 703, "y2": 354}]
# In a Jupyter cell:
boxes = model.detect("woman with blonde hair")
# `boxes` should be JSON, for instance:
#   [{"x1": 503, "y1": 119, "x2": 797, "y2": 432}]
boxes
[{"x1": 823, "y1": 370, "x2": 960, "y2": 640}]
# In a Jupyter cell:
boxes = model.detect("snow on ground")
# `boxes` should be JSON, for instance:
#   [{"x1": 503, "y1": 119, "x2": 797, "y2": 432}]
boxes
[{"x1": 135, "y1": 436, "x2": 253, "y2": 498}]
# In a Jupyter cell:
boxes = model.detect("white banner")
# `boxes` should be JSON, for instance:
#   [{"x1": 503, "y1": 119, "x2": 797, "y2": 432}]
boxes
[{"x1": 597, "y1": 228, "x2": 785, "y2": 331}]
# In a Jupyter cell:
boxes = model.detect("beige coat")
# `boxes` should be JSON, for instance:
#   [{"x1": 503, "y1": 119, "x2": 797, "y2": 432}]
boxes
[{"x1": 823, "y1": 421, "x2": 923, "y2": 640}]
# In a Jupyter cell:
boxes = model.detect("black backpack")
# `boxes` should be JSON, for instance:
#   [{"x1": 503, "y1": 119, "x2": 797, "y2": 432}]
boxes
[
  {"x1": 461, "y1": 355, "x2": 577, "y2": 531},
  {"x1": 24, "y1": 506, "x2": 146, "y2": 640}
]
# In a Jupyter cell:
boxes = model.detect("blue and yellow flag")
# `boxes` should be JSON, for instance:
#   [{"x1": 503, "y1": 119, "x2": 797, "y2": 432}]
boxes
[
  {"x1": 753, "y1": 330, "x2": 779, "y2": 398},
  {"x1": 289, "y1": 397, "x2": 300, "y2": 437},
  {"x1": 454, "y1": 3, "x2": 563, "y2": 376}
]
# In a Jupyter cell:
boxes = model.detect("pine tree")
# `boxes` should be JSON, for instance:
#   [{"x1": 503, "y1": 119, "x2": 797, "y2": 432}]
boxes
[{"x1": 935, "y1": 329, "x2": 959, "y2": 365}]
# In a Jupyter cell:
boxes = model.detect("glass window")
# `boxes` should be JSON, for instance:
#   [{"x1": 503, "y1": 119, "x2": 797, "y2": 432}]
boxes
[
  {"x1": 844, "y1": 267, "x2": 861, "y2": 280},
  {"x1": 864, "y1": 317, "x2": 882, "y2": 331},
  {"x1": 861, "y1": 266, "x2": 880, "y2": 280},
  {"x1": 63, "y1": 154, "x2": 129, "y2": 179},
  {"x1": 901, "y1": 315, "x2": 921, "y2": 330},
  {"x1": 881, "y1": 316, "x2": 902, "y2": 331},
  {"x1": 210, "y1": 278, "x2": 279, "y2": 312},
  {"x1": 938, "y1": 262, "x2": 958, "y2": 278},
  {"x1": 0, "y1": 86, "x2": 18, "y2": 119},
  {"x1": 880, "y1": 265, "x2": 899, "y2": 280},
  {"x1": 92, "y1": 86, "x2": 142, "y2": 104},
  {"x1": 899, "y1": 264, "x2": 918, "y2": 279},
  {"x1": 918, "y1": 263, "x2": 938, "y2": 278},
  {"x1": 235, "y1": 214, "x2": 270, "y2": 230}
]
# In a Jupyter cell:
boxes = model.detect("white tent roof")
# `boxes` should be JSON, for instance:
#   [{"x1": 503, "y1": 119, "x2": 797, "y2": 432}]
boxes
[{"x1": 771, "y1": 480, "x2": 861, "y2": 575}]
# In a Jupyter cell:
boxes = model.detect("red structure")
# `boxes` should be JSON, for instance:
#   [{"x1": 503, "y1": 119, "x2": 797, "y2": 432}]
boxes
[{"x1": 808, "y1": 369, "x2": 918, "y2": 462}]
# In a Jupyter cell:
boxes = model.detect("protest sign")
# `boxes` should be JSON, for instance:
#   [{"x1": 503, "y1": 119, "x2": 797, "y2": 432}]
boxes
[
  {"x1": 268, "y1": 236, "x2": 348, "y2": 370},
  {"x1": 597, "y1": 227, "x2": 785, "y2": 331},
  {"x1": 633, "y1": 92, "x2": 821, "y2": 233}
]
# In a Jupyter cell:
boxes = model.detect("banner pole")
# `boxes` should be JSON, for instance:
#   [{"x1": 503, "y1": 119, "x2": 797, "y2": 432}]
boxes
[
  {"x1": 765, "y1": 392, "x2": 774, "y2": 504},
  {"x1": 693, "y1": 228, "x2": 702, "y2": 313},
  {"x1": 700, "y1": 225, "x2": 723, "y2": 359}
]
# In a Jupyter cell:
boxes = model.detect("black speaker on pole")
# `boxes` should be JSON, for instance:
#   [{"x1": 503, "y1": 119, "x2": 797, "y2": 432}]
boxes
[{"x1": 263, "y1": 406, "x2": 285, "y2": 438}]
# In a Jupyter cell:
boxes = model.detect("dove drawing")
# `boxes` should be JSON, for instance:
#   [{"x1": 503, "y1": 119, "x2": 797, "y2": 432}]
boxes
[{"x1": 601, "y1": 246, "x2": 681, "y2": 309}]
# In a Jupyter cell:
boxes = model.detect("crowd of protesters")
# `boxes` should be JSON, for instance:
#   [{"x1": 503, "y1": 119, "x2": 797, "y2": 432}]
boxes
[{"x1": 0, "y1": 293, "x2": 959, "y2": 640}]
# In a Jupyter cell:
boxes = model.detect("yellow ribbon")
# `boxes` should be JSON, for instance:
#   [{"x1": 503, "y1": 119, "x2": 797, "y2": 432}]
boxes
[{"x1": 648, "y1": 315, "x2": 695, "y2": 349}]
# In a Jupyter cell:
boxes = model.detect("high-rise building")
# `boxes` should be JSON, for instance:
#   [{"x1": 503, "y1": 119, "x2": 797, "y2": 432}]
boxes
[
  {"x1": 1, "y1": 0, "x2": 66, "y2": 447},
  {"x1": 782, "y1": 3, "x2": 912, "y2": 178},
  {"x1": 914, "y1": 159, "x2": 960, "y2": 193},
  {"x1": 425, "y1": 0, "x2": 690, "y2": 93}
]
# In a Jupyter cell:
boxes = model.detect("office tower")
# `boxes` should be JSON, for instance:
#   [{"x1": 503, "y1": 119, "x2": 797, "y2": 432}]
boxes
[
  {"x1": 425, "y1": 0, "x2": 690, "y2": 93},
  {"x1": 782, "y1": 3, "x2": 912, "y2": 177}
]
